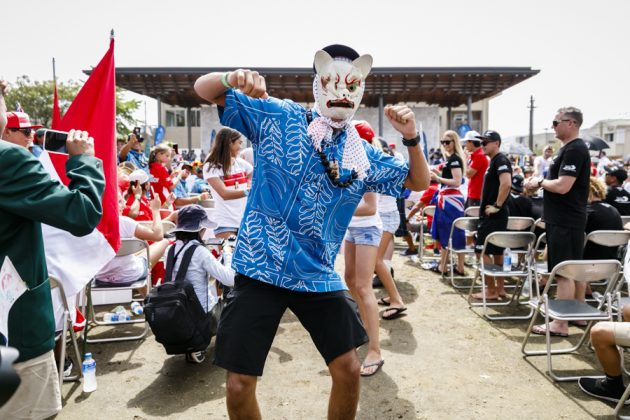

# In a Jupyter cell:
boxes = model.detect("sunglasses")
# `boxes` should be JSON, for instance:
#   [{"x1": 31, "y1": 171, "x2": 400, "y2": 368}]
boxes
[
  {"x1": 481, "y1": 139, "x2": 498, "y2": 146},
  {"x1": 552, "y1": 119, "x2": 573, "y2": 128},
  {"x1": 9, "y1": 127, "x2": 33, "y2": 136},
  {"x1": 440, "y1": 140, "x2": 453, "y2": 145}
]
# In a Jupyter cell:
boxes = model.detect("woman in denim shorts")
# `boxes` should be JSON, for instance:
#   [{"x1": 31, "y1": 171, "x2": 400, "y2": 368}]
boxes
[
  {"x1": 375, "y1": 193, "x2": 407, "y2": 320},
  {"x1": 344, "y1": 192, "x2": 384, "y2": 377}
]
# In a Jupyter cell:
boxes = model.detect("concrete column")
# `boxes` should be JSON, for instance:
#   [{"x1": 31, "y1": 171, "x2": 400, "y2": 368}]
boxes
[
  {"x1": 157, "y1": 97, "x2": 162, "y2": 126},
  {"x1": 447, "y1": 106, "x2": 452, "y2": 130},
  {"x1": 378, "y1": 94, "x2": 384, "y2": 136},
  {"x1": 186, "y1": 107, "x2": 192, "y2": 151},
  {"x1": 467, "y1": 95, "x2": 473, "y2": 127}
]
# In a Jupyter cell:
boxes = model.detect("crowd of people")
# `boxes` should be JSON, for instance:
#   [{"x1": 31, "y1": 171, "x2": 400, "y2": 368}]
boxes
[{"x1": 3, "y1": 41, "x2": 630, "y2": 419}]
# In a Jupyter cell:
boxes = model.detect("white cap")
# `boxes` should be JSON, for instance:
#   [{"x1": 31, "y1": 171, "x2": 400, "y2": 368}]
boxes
[
  {"x1": 128, "y1": 169, "x2": 149, "y2": 184},
  {"x1": 461, "y1": 130, "x2": 481, "y2": 143}
]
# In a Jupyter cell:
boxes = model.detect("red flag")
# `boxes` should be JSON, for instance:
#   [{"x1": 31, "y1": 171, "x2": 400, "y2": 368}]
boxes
[
  {"x1": 51, "y1": 38, "x2": 119, "y2": 252},
  {"x1": 51, "y1": 83, "x2": 62, "y2": 129}
]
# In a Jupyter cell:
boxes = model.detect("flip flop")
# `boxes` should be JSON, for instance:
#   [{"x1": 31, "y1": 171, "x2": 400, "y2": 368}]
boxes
[
  {"x1": 377, "y1": 297, "x2": 390, "y2": 307},
  {"x1": 430, "y1": 266, "x2": 446, "y2": 275},
  {"x1": 532, "y1": 324, "x2": 568, "y2": 337},
  {"x1": 360, "y1": 359, "x2": 385, "y2": 377},
  {"x1": 381, "y1": 307, "x2": 407, "y2": 320}
]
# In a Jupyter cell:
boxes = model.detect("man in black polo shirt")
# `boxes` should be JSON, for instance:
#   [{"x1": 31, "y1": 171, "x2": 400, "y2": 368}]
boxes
[
  {"x1": 604, "y1": 166, "x2": 630, "y2": 216},
  {"x1": 472, "y1": 130, "x2": 512, "y2": 300},
  {"x1": 524, "y1": 106, "x2": 591, "y2": 337}
]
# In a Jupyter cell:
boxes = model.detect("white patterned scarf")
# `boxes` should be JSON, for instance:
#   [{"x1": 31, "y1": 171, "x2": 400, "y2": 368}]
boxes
[{"x1": 307, "y1": 81, "x2": 371, "y2": 180}]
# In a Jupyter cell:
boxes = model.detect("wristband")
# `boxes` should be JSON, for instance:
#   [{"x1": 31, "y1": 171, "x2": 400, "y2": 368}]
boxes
[
  {"x1": 537, "y1": 178, "x2": 544, "y2": 188},
  {"x1": 134, "y1": 194, "x2": 141, "y2": 201},
  {"x1": 243, "y1": 189, "x2": 249, "y2": 197},
  {"x1": 493, "y1": 202, "x2": 502, "y2": 209},
  {"x1": 402, "y1": 133, "x2": 420, "y2": 147},
  {"x1": 197, "y1": 195, "x2": 202, "y2": 202},
  {"x1": 221, "y1": 72, "x2": 233, "y2": 89}
]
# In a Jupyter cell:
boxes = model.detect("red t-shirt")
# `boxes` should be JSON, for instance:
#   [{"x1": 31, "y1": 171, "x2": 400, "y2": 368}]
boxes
[
  {"x1": 123, "y1": 195, "x2": 153, "y2": 221},
  {"x1": 467, "y1": 148, "x2": 489, "y2": 200},
  {"x1": 150, "y1": 163, "x2": 174, "y2": 205}
]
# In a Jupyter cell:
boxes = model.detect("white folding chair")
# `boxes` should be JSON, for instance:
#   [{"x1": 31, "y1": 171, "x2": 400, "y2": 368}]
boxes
[
  {"x1": 521, "y1": 259, "x2": 621, "y2": 382},
  {"x1": 468, "y1": 231, "x2": 536, "y2": 320},
  {"x1": 465, "y1": 206, "x2": 480, "y2": 217},
  {"x1": 583, "y1": 230, "x2": 630, "y2": 290},
  {"x1": 417, "y1": 205, "x2": 438, "y2": 264},
  {"x1": 507, "y1": 216, "x2": 535, "y2": 232},
  {"x1": 444, "y1": 216, "x2": 478, "y2": 288},
  {"x1": 83, "y1": 238, "x2": 151, "y2": 343},
  {"x1": 50, "y1": 277, "x2": 83, "y2": 390}
]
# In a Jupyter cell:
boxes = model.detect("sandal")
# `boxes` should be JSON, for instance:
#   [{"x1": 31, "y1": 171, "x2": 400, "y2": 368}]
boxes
[
  {"x1": 360, "y1": 359, "x2": 385, "y2": 377},
  {"x1": 532, "y1": 324, "x2": 568, "y2": 337},
  {"x1": 377, "y1": 297, "x2": 390, "y2": 307},
  {"x1": 381, "y1": 307, "x2": 407, "y2": 320}
]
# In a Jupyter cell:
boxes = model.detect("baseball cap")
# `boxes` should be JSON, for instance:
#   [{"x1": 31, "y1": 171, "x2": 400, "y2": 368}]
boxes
[
  {"x1": 461, "y1": 130, "x2": 481, "y2": 143},
  {"x1": 353, "y1": 120, "x2": 375, "y2": 142},
  {"x1": 604, "y1": 166, "x2": 628, "y2": 182},
  {"x1": 475, "y1": 130, "x2": 502, "y2": 142},
  {"x1": 5, "y1": 112, "x2": 42, "y2": 130},
  {"x1": 178, "y1": 161, "x2": 193, "y2": 170},
  {"x1": 128, "y1": 169, "x2": 150, "y2": 184},
  {"x1": 171, "y1": 204, "x2": 217, "y2": 233},
  {"x1": 511, "y1": 174, "x2": 524, "y2": 193}
]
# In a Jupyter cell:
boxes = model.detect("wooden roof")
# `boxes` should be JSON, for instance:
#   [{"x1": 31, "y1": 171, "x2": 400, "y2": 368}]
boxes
[{"x1": 105, "y1": 67, "x2": 539, "y2": 108}]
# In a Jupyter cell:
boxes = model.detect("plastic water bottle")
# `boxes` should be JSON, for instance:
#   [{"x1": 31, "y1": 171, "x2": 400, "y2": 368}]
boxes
[
  {"x1": 82, "y1": 353, "x2": 97, "y2": 393},
  {"x1": 503, "y1": 248, "x2": 512, "y2": 272},
  {"x1": 131, "y1": 302, "x2": 143, "y2": 315}
]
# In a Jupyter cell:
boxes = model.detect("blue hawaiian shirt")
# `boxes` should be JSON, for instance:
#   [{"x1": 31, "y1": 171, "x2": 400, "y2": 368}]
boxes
[{"x1": 220, "y1": 89, "x2": 409, "y2": 292}]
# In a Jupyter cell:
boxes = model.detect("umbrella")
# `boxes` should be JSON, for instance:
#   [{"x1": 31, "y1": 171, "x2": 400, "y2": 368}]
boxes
[{"x1": 582, "y1": 134, "x2": 609, "y2": 151}]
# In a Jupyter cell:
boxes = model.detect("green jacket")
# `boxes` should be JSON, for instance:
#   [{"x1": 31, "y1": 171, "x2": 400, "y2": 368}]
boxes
[{"x1": 0, "y1": 141, "x2": 104, "y2": 362}]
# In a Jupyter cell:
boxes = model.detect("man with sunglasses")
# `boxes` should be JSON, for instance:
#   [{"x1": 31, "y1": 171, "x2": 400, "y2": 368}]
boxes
[
  {"x1": 2, "y1": 111, "x2": 40, "y2": 149},
  {"x1": 524, "y1": 106, "x2": 591, "y2": 337},
  {"x1": 471, "y1": 130, "x2": 512, "y2": 300},
  {"x1": 1, "y1": 91, "x2": 105, "y2": 417}
]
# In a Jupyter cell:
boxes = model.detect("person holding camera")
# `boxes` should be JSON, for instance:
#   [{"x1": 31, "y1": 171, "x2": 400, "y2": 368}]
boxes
[
  {"x1": 119, "y1": 129, "x2": 149, "y2": 174},
  {"x1": 0, "y1": 108, "x2": 104, "y2": 419}
]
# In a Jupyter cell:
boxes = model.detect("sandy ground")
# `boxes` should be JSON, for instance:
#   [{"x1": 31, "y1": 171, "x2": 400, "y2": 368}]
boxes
[{"x1": 58, "y1": 242, "x2": 624, "y2": 419}]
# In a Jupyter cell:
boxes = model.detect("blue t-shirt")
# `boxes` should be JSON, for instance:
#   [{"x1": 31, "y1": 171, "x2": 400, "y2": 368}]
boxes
[
  {"x1": 173, "y1": 178, "x2": 189, "y2": 198},
  {"x1": 220, "y1": 89, "x2": 409, "y2": 292},
  {"x1": 190, "y1": 177, "x2": 210, "y2": 194}
]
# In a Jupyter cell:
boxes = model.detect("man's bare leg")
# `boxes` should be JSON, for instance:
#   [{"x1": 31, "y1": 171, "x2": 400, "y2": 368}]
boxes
[
  {"x1": 226, "y1": 371, "x2": 261, "y2": 420},
  {"x1": 472, "y1": 254, "x2": 501, "y2": 300},
  {"x1": 543, "y1": 276, "x2": 574, "y2": 334},
  {"x1": 328, "y1": 349, "x2": 361, "y2": 420}
]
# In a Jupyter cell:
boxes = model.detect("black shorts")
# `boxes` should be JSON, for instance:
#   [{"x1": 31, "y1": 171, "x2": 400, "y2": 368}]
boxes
[
  {"x1": 474, "y1": 217, "x2": 508, "y2": 255},
  {"x1": 465, "y1": 198, "x2": 481, "y2": 208},
  {"x1": 213, "y1": 274, "x2": 368, "y2": 376},
  {"x1": 546, "y1": 223, "x2": 584, "y2": 272}
]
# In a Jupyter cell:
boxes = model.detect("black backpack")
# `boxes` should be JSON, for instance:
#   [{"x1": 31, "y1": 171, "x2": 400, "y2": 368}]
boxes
[{"x1": 144, "y1": 242, "x2": 212, "y2": 355}]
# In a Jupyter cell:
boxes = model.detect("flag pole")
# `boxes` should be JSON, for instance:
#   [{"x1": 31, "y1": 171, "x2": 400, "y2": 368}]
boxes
[
  {"x1": 110, "y1": 29, "x2": 115, "y2": 40},
  {"x1": 52, "y1": 57, "x2": 57, "y2": 84}
]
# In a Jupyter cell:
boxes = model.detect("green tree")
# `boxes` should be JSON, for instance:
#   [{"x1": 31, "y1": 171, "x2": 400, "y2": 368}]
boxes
[{"x1": 5, "y1": 76, "x2": 140, "y2": 137}]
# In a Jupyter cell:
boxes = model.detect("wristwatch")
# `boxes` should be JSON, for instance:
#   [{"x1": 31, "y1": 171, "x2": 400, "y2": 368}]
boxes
[{"x1": 402, "y1": 133, "x2": 420, "y2": 147}]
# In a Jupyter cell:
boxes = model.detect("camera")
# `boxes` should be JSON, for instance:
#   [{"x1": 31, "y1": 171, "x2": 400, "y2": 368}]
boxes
[{"x1": 128, "y1": 126, "x2": 144, "y2": 142}]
